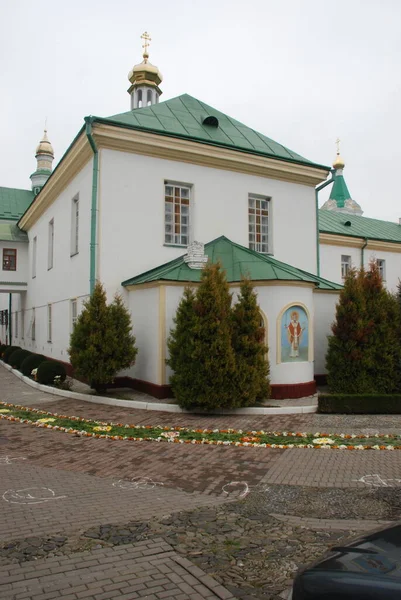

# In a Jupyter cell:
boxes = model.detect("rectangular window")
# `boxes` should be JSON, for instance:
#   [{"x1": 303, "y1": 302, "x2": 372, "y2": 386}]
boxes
[
  {"x1": 47, "y1": 304, "x2": 52, "y2": 342},
  {"x1": 21, "y1": 309, "x2": 24, "y2": 340},
  {"x1": 32, "y1": 237, "x2": 37, "y2": 278},
  {"x1": 48, "y1": 219, "x2": 54, "y2": 270},
  {"x1": 377, "y1": 258, "x2": 386, "y2": 280},
  {"x1": 3, "y1": 248, "x2": 17, "y2": 271},
  {"x1": 15, "y1": 311, "x2": 18, "y2": 338},
  {"x1": 341, "y1": 255, "x2": 352, "y2": 279},
  {"x1": 71, "y1": 299, "x2": 78, "y2": 331},
  {"x1": 71, "y1": 196, "x2": 79, "y2": 255},
  {"x1": 248, "y1": 195, "x2": 269, "y2": 253},
  {"x1": 31, "y1": 308, "x2": 36, "y2": 341},
  {"x1": 164, "y1": 183, "x2": 190, "y2": 246}
]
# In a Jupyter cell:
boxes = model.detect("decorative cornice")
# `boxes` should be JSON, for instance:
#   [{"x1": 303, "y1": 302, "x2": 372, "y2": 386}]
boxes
[
  {"x1": 0, "y1": 281, "x2": 27, "y2": 286},
  {"x1": 19, "y1": 133, "x2": 92, "y2": 230},
  {"x1": 319, "y1": 233, "x2": 401, "y2": 253},
  {"x1": 92, "y1": 123, "x2": 329, "y2": 187}
]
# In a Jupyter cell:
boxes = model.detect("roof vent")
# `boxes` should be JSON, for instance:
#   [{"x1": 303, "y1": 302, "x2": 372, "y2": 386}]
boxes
[
  {"x1": 344, "y1": 220, "x2": 352, "y2": 227},
  {"x1": 184, "y1": 241, "x2": 208, "y2": 269},
  {"x1": 202, "y1": 115, "x2": 219, "y2": 127}
]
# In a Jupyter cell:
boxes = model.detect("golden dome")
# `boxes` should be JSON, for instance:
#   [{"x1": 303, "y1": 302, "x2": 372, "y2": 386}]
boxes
[
  {"x1": 36, "y1": 130, "x2": 54, "y2": 157},
  {"x1": 333, "y1": 153, "x2": 345, "y2": 170},
  {"x1": 128, "y1": 57, "x2": 163, "y2": 86}
]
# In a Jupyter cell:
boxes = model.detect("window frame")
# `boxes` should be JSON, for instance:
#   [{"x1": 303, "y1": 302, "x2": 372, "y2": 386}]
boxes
[
  {"x1": 248, "y1": 194, "x2": 270, "y2": 254},
  {"x1": 2, "y1": 248, "x2": 17, "y2": 271},
  {"x1": 21, "y1": 309, "x2": 24, "y2": 340},
  {"x1": 32, "y1": 236, "x2": 37, "y2": 278},
  {"x1": 15, "y1": 310, "x2": 18, "y2": 339},
  {"x1": 47, "y1": 304, "x2": 52, "y2": 343},
  {"x1": 341, "y1": 255, "x2": 352, "y2": 279},
  {"x1": 377, "y1": 258, "x2": 386, "y2": 281},
  {"x1": 71, "y1": 195, "x2": 79, "y2": 257},
  {"x1": 31, "y1": 308, "x2": 36, "y2": 341},
  {"x1": 71, "y1": 299, "x2": 78, "y2": 332},
  {"x1": 164, "y1": 181, "x2": 191, "y2": 247},
  {"x1": 48, "y1": 219, "x2": 54, "y2": 270}
]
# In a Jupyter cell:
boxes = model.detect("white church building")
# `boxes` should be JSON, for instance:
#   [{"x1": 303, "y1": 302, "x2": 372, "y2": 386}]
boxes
[{"x1": 1, "y1": 35, "x2": 400, "y2": 399}]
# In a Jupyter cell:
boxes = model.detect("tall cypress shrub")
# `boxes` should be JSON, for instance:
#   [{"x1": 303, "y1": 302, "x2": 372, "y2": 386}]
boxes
[
  {"x1": 326, "y1": 268, "x2": 371, "y2": 393},
  {"x1": 68, "y1": 282, "x2": 137, "y2": 392},
  {"x1": 166, "y1": 287, "x2": 197, "y2": 406},
  {"x1": 327, "y1": 263, "x2": 401, "y2": 393},
  {"x1": 232, "y1": 278, "x2": 270, "y2": 405}
]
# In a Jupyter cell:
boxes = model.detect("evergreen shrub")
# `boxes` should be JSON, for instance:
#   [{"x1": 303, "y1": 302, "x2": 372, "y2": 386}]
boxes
[
  {"x1": 9, "y1": 349, "x2": 31, "y2": 370},
  {"x1": 0, "y1": 344, "x2": 7, "y2": 358},
  {"x1": 3, "y1": 346, "x2": 21, "y2": 364},
  {"x1": 167, "y1": 264, "x2": 270, "y2": 410},
  {"x1": 319, "y1": 394, "x2": 401, "y2": 414},
  {"x1": 326, "y1": 262, "x2": 401, "y2": 393},
  {"x1": 231, "y1": 278, "x2": 271, "y2": 405},
  {"x1": 68, "y1": 282, "x2": 138, "y2": 392},
  {"x1": 20, "y1": 353, "x2": 46, "y2": 377},
  {"x1": 37, "y1": 361, "x2": 67, "y2": 385}
]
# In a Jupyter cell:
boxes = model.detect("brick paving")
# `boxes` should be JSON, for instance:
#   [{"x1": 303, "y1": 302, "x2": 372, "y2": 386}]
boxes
[
  {"x1": 0, "y1": 462, "x2": 226, "y2": 542},
  {"x1": 0, "y1": 538, "x2": 235, "y2": 600}
]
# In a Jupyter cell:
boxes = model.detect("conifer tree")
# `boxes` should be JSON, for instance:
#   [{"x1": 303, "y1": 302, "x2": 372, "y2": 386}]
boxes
[
  {"x1": 327, "y1": 263, "x2": 401, "y2": 393},
  {"x1": 167, "y1": 263, "x2": 237, "y2": 409},
  {"x1": 231, "y1": 278, "x2": 270, "y2": 405},
  {"x1": 326, "y1": 268, "x2": 371, "y2": 393},
  {"x1": 68, "y1": 282, "x2": 138, "y2": 392},
  {"x1": 166, "y1": 287, "x2": 198, "y2": 405}
]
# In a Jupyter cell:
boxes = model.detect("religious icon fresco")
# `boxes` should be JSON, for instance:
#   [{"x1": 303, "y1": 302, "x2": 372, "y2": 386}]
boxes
[{"x1": 280, "y1": 305, "x2": 309, "y2": 363}]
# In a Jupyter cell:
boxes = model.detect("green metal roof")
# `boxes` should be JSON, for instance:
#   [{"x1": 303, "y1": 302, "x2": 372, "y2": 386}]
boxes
[
  {"x1": 0, "y1": 222, "x2": 28, "y2": 243},
  {"x1": 107, "y1": 95, "x2": 329, "y2": 169},
  {"x1": 0, "y1": 187, "x2": 34, "y2": 221},
  {"x1": 329, "y1": 172, "x2": 352, "y2": 208},
  {"x1": 122, "y1": 236, "x2": 342, "y2": 290},
  {"x1": 319, "y1": 211, "x2": 401, "y2": 243}
]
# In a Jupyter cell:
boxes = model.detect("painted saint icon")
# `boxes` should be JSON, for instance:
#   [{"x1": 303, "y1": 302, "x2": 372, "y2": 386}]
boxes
[{"x1": 281, "y1": 306, "x2": 309, "y2": 363}]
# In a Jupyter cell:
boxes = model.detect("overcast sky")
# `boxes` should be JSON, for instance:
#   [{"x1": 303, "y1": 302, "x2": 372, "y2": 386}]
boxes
[{"x1": 1, "y1": 0, "x2": 400, "y2": 221}]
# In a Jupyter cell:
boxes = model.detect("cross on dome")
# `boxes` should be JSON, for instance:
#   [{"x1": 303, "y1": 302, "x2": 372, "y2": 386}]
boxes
[{"x1": 141, "y1": 31, "x2": 151, "y2": 61}]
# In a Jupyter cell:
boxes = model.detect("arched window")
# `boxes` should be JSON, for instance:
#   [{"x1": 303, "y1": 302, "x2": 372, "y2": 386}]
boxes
[
  {"x1": 137, "y1": 89, "x2": 142, "y2": 108},
  {"x1": 147, "y1": 90, "x2": 152, "y2": 106}
]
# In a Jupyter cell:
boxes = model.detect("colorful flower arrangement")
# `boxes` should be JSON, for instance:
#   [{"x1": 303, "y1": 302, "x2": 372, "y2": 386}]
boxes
[{"x1": 0, "y1": 401, "x2": 400, "y2": 449}]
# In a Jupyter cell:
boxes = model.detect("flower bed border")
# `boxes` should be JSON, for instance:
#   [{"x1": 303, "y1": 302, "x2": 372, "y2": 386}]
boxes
[{"x1": 1, "y1": 402, "x2": 401, "y2": 450}]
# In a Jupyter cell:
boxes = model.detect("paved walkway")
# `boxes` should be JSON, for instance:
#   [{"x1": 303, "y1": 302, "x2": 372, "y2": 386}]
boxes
[{"x1": 0, "y1": 538, "x2": 234, "y2": 600}]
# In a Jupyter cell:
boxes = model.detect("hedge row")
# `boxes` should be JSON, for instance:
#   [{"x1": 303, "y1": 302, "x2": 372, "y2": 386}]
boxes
[
  {"x1": 318, "y1": 394, "x2": 401, "y2": 414},
  {"x1": 0, "y1": 346, "x2": 67, "y2": 386}
]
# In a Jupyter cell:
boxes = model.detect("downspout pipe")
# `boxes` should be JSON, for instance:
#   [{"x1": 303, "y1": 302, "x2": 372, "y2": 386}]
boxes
[
  {"x1": 85, "y1": 116, "x2": 99, "y2": 295},
  {"x1": 361, "y1": 237, "x2": 368, "y2": 268},
  {"x1": 8, "y1": 294, "x2": 12, "y2": 346},
  {"x1": 315, "y1": 169, "x2": 335, "y2": 277}
]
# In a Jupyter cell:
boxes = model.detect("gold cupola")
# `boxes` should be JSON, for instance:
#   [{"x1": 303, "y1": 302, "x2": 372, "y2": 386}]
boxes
[
  {"x1": 332, "y1": 137, "x2": 345, "y2": 170},
  {"x1": 30, "y1": 128, "x2": 54, "y2": 196},
  {"x1": 35, "y1": 129, "x2": 54, "y2": 158},
  {"x1": 128, "y1": 32, "x2": 163, "y2": 109}
]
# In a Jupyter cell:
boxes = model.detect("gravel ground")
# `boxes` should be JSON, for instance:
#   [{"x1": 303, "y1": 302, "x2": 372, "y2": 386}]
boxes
[{"x1": 2, "y1": 484, "x2": 400, "y2": 599}]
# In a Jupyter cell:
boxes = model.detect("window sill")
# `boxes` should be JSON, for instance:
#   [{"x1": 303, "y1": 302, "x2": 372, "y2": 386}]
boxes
[
  {"x1": 164, "y1": 243, "x2": 188, "y2": 248},
  {"x1": 70, "y1": 252, "x2": 79, "y2": 258},
  {"x1": 47, "y1": 267, "x2": 53, "y2": 271},
  {"x1": 2, "y1": 269, "x2": 17, "y2": 272}
]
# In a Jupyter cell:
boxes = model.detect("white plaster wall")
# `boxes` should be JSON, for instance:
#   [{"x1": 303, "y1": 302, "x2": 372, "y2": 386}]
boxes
[
  {"x1": 0, "y1": 241, "x2": 29, "y2": 284},
  {"x1": 124, "y1": 287, "x2": 160, "y2": 383},
  {"x1": 320, "y1": 242, "x2": 401, "y2": 292},
  {"x1": 99, "y1": 149, "x2": 318, "y2": 298},
  {"x1": 11, "y1": 160, "x2": 93, "y2": 360},
  {"x1": 165, "y1": 283, "x2": 315, "y2": 388},
  {"x1": 313, "y1": 292, "x2": 339, "y2": 375}
]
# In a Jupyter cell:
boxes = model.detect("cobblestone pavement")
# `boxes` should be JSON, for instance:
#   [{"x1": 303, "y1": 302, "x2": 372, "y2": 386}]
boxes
[{"x1": 3, "y1": 367, "x2": 401, "y2": 599}]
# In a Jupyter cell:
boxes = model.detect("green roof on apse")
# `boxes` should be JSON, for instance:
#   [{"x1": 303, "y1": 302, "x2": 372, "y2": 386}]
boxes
[
  {"x1": 122, "y1": 236, "x2": 342, "y2": 290},
  {"x1": 107, "y1": 94, "x2": 329, "y2": 169},
  {"x1": 0, "y1": 187, "x2": 34, "y2": 221},
  {"x1": 319, "y1": 210, "x2": 401, "y2": 243}
]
